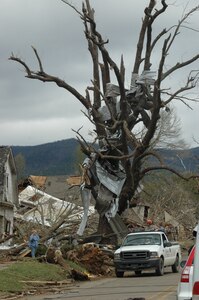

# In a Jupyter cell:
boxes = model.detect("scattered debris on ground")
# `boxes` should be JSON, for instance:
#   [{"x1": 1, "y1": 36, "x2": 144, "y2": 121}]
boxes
[{"x1": 65, "y1": 243, "x2": 114, "y2": 276}]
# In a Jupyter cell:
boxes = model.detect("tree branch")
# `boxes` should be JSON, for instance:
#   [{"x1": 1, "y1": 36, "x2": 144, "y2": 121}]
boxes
[
  {"x1": 9, "y1": 53, "x2": 91, "y2": 109},
  {"x1": 162, "y1": 54, "x2": 199, "y2": 81},
  {"x1": 164, "y1": 72, "x2": 199, "y2": 105},
  {"x1": 144, "y1": 0, "x2": 168, "y2": 70},
  {"x1": 133, "y1": 0, "x2": 156, "y2": 74}
]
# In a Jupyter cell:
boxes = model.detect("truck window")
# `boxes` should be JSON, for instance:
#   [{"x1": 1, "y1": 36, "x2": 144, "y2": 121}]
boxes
[
  {"x1": 123, "y1": 234, "x2": 161, "y2": 246},
  {"x1": 162, "y1": 234, "x2": 167, "y2": 245}
]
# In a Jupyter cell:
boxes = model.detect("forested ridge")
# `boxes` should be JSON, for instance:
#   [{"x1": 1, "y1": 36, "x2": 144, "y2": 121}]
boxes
[
  {"x1": 12, "y1": 138, "x2": 80, "y2": 176},
  {"x1": 11, "y1": 139, "x2": 199, "y2": 176}
]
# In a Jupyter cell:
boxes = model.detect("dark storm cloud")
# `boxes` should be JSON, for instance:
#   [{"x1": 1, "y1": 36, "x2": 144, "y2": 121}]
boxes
[{"x1": 0, "y1": 0, "x2": 199, "y2": 146}]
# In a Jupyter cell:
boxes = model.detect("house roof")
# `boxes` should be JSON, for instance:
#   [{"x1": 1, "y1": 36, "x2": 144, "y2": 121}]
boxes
[
  {"x1": 27, "y1": 175, "x2": 67, "y2": 199},
  {"x1": 66, "y1": 175, "x2": 82, "y2": 186},
  {"x1": 29, "y1": 175, "x2": 47, "y2": 189},
  {"x1": 19, "y1": 175, "x2": 84, "y2": 207},
  {"x1": 27, "y1": 175, "x2": 83, "y2": 205}
]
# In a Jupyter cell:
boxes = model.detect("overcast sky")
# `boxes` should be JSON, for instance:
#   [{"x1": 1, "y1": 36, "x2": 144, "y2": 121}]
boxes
[{"x1": 1, "y1": 0, "x2": 199, "y2": 147}]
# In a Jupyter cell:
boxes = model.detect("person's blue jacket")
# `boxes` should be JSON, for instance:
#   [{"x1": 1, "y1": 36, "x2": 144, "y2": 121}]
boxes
[{"x1": 28, "y1": 233, "x2": 40, "y2": 248}]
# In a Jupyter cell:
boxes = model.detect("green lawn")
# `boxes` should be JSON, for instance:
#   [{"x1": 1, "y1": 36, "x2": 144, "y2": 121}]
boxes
[{"x1": 0, "y1": 259, "x2": 86, "y2": 294}]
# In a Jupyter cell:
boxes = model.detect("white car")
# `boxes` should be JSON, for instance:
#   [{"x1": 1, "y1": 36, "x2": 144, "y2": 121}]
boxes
[
  {"x1": 177, "y1": 245, "x2": 194, "y2": 300},
  {"x1": 192, "y1": 224, "x2": 199, "y2": 299}
]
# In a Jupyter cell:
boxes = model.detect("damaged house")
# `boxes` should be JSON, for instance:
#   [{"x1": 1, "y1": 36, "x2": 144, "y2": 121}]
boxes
[
  {"x1": 0, "y1": 146, "x2": 18, "y2": 239},
  {"x1": 17, "y1": 185, "x2": 95, "y2": 231}
]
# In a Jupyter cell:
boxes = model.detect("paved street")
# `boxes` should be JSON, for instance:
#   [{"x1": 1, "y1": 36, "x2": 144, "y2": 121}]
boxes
[{"x1": 19, "y1": 268, "x2": 180, "y2": 300}]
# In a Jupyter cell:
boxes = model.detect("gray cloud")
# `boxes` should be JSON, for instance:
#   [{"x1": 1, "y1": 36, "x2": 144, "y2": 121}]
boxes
[{"x1": 0, "y1": 0, "x2": 199, "y2": 146}]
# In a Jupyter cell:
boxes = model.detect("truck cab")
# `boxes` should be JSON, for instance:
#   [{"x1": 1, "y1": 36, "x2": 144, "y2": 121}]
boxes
[{"x1": 114, "y1": 230, "x2": 181, "y2": 277}]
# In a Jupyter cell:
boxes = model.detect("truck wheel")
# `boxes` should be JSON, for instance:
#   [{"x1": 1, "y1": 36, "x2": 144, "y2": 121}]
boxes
[
  {"x1": 135, "y1": 270, "x2": 142, "y2": 276},
  {"x1": 156, "y1": 258, "x2": 164, "y2": 276},
  {"x1": 172, "y1": 255, "x2": 180, "y2": 273},
  {"x1": 115, "y1": 270, "x2": 124, "y2": 277}
]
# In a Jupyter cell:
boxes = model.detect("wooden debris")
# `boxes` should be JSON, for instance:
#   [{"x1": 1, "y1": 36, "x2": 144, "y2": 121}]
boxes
[
  {"x1": 66, "y1": 243, "x2": 114, "y2": 275},
  {"x1": 70, "y1": 269, "x2": 89, "y2": 281},
  {"x1": 0, "y1": 293, "x2": 26, "y2": 300},
  {"x1": 18, "y1": 248, "x2": 31, "y2": 258},
  {"x1": 0, "y1": 233, "x2": 17, "y2": 245},
  {"x1": 45, "y1": 246, "x2": 70, "y2": 271},
  {"x1": 126, "y1": 298, "x2": 145, "y2": 300},
  {"x1": 19, "y1": 280, "x2": 73, "y2": 285}
]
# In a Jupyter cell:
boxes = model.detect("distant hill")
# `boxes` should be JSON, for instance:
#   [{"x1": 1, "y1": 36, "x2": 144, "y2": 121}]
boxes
[
  {"x1": 156, "y1": 148, "x2": 199, "y2": 173},
  {"x1": 11, "y1": 139, "x2": 199, "y2": 176},
  {"x1": 12, "y1": 138, "x2": 80, "y2": 176}
]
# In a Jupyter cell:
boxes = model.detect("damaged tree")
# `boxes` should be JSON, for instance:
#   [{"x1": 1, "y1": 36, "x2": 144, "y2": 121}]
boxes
[{"x1": 9, "y1": 1, "x2": 199, "y2": 243}]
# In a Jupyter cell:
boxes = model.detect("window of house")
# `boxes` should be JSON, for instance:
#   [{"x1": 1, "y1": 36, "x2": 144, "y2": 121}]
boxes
[
  {"x1": 0, "y1": 216, "x2": 3, "y2": 236},
  {"x1": 5, "y1": 220, "x2": 11, "y2": 234},
  {"x1": 3, "y1": 173, "x2": 9, "y2": 202},
  {"x1": 6, "y1": 175, "x2": 8, "y2": 188}
]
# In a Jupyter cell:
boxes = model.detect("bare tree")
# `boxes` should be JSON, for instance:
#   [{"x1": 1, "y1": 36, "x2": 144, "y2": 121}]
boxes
[
  {"x1": 9, "y1": 0, "x2": 199, "y2": 242},
  {"x1": 142, "y1": 174, "x2": 197, "y2": 229},
  {"x1": 150, "y1": 107, "x2": 188, "y2": 149}
]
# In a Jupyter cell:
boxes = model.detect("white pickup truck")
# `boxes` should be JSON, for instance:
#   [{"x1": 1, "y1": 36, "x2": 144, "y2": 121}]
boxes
[{"x1": 114, "y1": 230, "x2": 181, "y2": 277}]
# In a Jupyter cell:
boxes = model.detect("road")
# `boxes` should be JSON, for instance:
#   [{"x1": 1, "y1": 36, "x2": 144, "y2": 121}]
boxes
[{"x1": 20, "y1": 267, "x2": 180, "y2": 300}]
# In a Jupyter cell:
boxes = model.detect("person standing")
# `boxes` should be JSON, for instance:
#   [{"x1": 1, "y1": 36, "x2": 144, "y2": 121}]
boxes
[{"x1": 28, "y1": 229, "x2": 40, "y2": 258}]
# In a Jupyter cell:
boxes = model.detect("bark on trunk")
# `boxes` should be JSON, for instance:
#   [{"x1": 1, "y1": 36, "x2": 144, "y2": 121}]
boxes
[{"x1": 97, "y1": 215, "x2": 117, "y2": 244}]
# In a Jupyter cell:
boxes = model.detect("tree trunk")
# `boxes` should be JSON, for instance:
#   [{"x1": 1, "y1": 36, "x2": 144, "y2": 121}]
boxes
[{"x1": 97, "y1": 215, "x2": 117, "y2": 244}]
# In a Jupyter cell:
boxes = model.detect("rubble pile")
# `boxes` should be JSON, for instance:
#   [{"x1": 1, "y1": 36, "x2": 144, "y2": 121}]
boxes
[{"x1": 66, "y1": 243, "x2": 114, "y2": 275}]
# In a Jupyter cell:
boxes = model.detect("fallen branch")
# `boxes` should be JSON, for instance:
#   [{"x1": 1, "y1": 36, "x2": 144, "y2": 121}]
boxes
[
  {"x1": 0, "y1": 233, "x2": 17, "y2": 244},
  {"x1": 19, "y1": 280, "x2": 73, "y2": 285}
]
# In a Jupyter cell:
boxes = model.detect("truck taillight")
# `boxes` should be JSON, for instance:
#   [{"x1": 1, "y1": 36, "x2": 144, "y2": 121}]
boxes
[
  {"x1": 193, "y1": 281, "x2": 199, "y2": 296},
  {"x1": 181, "y1": 266, "x2": 191, "y2": 283}
]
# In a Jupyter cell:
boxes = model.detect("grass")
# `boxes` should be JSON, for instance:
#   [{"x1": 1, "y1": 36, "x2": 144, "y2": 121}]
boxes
[{"x1": 0, "y1": 259, "x2": 87, "y2": 294}]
